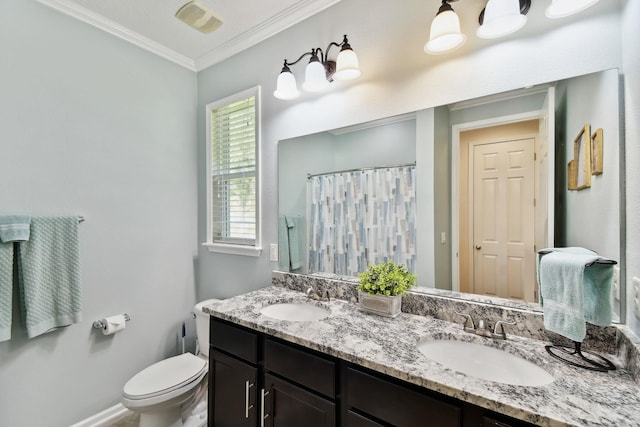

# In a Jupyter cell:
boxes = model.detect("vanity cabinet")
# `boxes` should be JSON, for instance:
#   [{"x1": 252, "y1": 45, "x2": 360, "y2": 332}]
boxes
[
  {"x1": 209, "y1": 319, "x2": 259, "y2": 427},
  {"x1": 210, "y1": 316, "x2": 535, "y2": 427},
  {"x1": 209, "y1": 317, "x2": 336, "y2": 427}
]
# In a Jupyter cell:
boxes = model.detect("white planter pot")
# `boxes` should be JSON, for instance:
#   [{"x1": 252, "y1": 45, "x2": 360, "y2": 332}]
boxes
[{"x1": 358, "y1": 291, "x2": 402, "y2": 318}]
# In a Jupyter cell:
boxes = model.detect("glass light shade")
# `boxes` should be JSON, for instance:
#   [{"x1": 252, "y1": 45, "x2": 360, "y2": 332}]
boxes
[
  {"x1": 333, "y1": 48, "x2": 361, "y2": 81},
  {"x1": 424, "y1": 9, "x2": 466, "y2": 55},
  {"x1": 546, "y1": 0, "x2": 600, "y2": 19},
  {"x1": 273, "y1": 70, "x2": 300, "y2": 100},
  {"x1": 302, "y1": 60, "x2": 329, "y2": 92},
  {"x1": 477, "y1": 0, "x2": 527, "y2": 39}
]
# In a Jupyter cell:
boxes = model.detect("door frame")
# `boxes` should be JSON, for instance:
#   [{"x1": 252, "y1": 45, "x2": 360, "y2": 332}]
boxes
[{"x1": 451, "y1": 109, "x2": 553, "y2": 292}]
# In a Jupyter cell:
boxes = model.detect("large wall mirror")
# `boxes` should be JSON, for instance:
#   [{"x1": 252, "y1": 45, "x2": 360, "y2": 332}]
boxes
[{"x1": 277, "y1": 68, "x2": 623, "y2": 317}]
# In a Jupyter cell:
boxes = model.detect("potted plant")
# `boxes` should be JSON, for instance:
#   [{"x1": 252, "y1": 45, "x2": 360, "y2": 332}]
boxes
[{"x1": 357, "y1": 260, "x2": 416, "y2": 317}]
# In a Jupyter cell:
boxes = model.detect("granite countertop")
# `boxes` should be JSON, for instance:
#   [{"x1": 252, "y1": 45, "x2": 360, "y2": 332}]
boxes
[{"x1": 204, "y1": 286, "x2": 640, "y2": 427}]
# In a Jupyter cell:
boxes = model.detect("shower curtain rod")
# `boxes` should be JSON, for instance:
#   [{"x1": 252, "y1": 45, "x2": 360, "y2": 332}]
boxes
[{"x1": 306, "y1": 162, "x2": 416, "y2": 179}]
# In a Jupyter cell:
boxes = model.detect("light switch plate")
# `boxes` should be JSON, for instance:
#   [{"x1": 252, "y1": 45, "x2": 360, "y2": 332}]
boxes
[{"x1": 269, "y1": 243, "x2": 278, "y2": 262}]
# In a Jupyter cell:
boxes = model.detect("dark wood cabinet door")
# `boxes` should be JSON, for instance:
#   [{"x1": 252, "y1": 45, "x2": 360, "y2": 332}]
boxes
[
  {"x1": 263, "y1": 373, "x2": 335, "y2": 427},
  {"x1": 210, "y1": 349, "x2": 258, "y2": 427}
]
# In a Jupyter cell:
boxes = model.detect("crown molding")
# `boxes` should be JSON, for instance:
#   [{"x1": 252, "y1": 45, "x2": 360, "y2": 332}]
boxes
[
  {"x1": 37, "y1": 0, "x2": 342, "y2": 73},
  {"x1": 194, "y1": 0, "x2": 342, "y2": 71},
  {"x1": 37, "y1": 0, "x2": 197, "y2": 71},
  {"x1": 328, "y1": 112, "x2": 417, "y2": 136}
]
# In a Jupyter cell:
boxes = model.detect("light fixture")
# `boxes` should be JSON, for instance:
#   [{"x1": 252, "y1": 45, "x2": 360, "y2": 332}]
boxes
[
  {"x1": 477, "y1": 0, "x2": 531, "y2": 39},
  {"x1": 425, "y1": 0, "x2": 466, "y2": 55},
  {"x1": 273, "y1": 35, "x2": 361, "y2": 100},
  {"x1": 545, "y1": 0, "x2": 600, "y2": 19}
]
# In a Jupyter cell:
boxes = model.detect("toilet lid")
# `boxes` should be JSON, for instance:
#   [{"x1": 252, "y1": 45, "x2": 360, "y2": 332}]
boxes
[{"x1": 123, "y1": 353, "x2": 207, "y2": 399}]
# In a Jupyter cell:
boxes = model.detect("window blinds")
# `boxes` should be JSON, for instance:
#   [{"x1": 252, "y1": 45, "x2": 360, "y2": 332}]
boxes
[{"x1": 210, "y1": 95, "x2": 257, "y2": 245}]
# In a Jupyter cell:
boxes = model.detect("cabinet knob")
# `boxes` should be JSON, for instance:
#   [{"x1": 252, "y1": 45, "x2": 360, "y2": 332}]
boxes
[{"x1": 475, "y1": 245, "x2": 482, "y2": 250}]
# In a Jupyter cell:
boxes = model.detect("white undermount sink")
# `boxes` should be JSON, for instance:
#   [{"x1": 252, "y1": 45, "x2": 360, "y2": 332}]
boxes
[
  {"x1": 417, "y1": 339, "x2": 555, "y2": 387},
  {"x1": 260, "y1": 302, "x2": 330, "y2": 322}
]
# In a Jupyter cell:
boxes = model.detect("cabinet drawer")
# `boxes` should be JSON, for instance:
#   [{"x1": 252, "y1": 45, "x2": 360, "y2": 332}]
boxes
[
  {"x1": 264, "y1": 373, "x2": 335, "y2": 427},
  {"x1": 210, "y1": 318, "x2": 258, "y2": 364},
  {"x1": 346, "y1": 410, "x2": 384, "y2": 427},
  {"x1": 264, "y1": 338, "x2": 335, "y2": 399},
  {"x1": 346, "y1": 367, "x2": 461, "y2": 427}
]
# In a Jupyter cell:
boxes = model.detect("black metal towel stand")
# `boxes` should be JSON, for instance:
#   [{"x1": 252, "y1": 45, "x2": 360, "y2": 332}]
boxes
[
  {"x1": 538, "y1": 249, "x2": 617, "y2": 372},
  {"x1": 545, "y1": 342, "x2": 616, "y2": 372}
]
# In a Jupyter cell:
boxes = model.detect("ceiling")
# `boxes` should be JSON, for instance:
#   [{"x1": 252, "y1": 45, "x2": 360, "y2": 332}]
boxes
[
  {"x1": 36, "y1": 0, "x2": 343, "y2": 71},
  {"x1": 36, "y1": 0, "x2": 612, "y2": 73}
]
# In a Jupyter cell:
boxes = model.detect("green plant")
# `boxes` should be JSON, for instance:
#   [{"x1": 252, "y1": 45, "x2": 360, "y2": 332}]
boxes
[{"x1": 357, "y1": 260, "x2": 416, "y2": 296}]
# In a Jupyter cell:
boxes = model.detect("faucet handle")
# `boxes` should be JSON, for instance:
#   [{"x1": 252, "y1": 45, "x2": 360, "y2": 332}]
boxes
[
  {"x1": 493, "y1": 319, "x2": 517, "y2": 339},
  {"x1": 454, "y1": 311, "x2": 475, "y2": 331}
]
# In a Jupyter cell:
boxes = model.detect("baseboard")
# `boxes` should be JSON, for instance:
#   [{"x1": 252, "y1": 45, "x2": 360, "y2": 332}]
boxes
[{"x1": 70, "y1": 403, "x2": 133, "y2": 427}]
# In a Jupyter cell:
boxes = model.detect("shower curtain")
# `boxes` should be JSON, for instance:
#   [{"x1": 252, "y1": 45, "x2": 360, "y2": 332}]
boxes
[{"x1": 307, "y1": 165, "x2": 416, "y2": 276}]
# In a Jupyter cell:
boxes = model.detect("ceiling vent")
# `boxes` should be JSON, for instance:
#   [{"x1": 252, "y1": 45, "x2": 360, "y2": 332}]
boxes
[{"x1": 175, "y1": 1, "x2": 223, "y2": 34}]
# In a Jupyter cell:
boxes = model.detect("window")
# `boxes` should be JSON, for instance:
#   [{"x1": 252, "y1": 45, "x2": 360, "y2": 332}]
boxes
[{"x1": 204, "y1": 86, "x2": 261, "y2": 256}]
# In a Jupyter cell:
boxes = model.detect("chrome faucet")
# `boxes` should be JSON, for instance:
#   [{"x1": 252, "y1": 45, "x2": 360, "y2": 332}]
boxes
[
  {"x1": 306, "y1": 287, "x2": 330, "y2": 302},
  {"x1": 454, "y1": 312, "x2": 516, "y2": 340}
]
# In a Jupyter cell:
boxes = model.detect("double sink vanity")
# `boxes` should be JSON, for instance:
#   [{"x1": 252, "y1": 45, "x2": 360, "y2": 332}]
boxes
[{"x1": 204, "y1": 272, "x2": 640, "y2": 427}]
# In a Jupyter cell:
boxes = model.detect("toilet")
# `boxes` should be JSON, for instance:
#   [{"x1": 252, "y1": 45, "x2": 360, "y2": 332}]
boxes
[{"x1": 121, "y1": 299, "x2": 219, "y2": 427}]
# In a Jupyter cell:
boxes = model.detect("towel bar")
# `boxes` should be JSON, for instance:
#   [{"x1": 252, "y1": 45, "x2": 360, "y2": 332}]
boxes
[{"x1": 537, "y1": 249, "x2": 617, "y2": 266}]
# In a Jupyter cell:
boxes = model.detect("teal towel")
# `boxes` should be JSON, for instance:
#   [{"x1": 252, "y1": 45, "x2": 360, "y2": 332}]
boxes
[
  {"x1": 278, "y1": 215, "x2": 304, "y2": 271},
  {"x1": 0, "y1": 215, "x2": 31, "y2": 242},
  {"x1": 278, "y1": 216, "x2": 291, "y2": 271},
  {"x1": 538, "y1": 249, "x2": 613, "y2": 342},
  {"x1": 0, "y1": 242, "x2": 14, "y2": 342},
  {"x1": 285, "y1": 216, "x2": 302, "y2": 271},
  {"x1": 17, "y1": 217, "x2": 81, "y2": 338}
]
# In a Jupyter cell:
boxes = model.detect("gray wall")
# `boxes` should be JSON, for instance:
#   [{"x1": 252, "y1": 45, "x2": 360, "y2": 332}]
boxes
[
  {"x1": 557, "y1": 70, "x2": 620, "y2": 264},
  {"x1": 0, "y1": 1, "x2": 198, "y2": 426}
]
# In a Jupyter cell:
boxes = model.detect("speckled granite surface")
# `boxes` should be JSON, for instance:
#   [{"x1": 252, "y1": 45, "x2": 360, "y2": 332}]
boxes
[
  {"x1": 272, "y1": 271, "x2": 620, "y2": 354},
  {"x1": 205, "y1": 285, "x2": 640, "y2": 427}
]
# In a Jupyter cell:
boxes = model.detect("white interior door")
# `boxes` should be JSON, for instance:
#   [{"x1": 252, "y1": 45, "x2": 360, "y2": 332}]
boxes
[{"x1": 471, "y1": 137, "x2": 535, "y2": 301}]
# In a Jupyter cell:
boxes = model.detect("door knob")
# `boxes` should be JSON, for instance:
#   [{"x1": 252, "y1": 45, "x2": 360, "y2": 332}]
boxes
[{"x1": 475, "y1": 245, "x2": 482, "y2": 250}]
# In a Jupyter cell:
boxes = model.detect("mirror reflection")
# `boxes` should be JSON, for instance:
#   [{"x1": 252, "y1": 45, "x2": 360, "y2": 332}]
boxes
[{"x1": 278, "y1": 68, "x2": 622, "y2": 315}]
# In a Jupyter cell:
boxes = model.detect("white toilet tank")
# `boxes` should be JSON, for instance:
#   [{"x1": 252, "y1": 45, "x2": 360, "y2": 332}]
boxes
[{"x1": 194, "y1": 299, "x2": 219, "y2": 358}]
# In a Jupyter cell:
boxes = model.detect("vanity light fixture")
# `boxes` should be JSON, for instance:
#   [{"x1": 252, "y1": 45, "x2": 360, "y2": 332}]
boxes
[
  {"x1": 477, "y1": 0, "x2": 531, "y2": 39},
  {"x1": 424, "y1": 0, "x2": 466, "y2": 55},
  {"x1": 273, "y1": 34, "x2": 361, "y2": 100},
  {"x1": 545, "y1": 0, "x2": 600, "y2": 19}
]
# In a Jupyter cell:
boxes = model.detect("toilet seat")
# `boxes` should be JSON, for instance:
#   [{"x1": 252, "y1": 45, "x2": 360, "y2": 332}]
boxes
[{"x1": 122, "y1": 353, "x2": 207, "y2": 409}]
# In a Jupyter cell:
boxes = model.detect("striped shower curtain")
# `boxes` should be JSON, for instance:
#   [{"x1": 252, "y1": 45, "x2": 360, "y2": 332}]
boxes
[{"x1": 307, "y1": 165, "x2": 416, "y2": 276}]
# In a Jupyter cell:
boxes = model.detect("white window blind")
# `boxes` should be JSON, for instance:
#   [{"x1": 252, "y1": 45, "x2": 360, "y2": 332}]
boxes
[{"x1": 207, "y1": 88, "x2": 259, "y2": 250}]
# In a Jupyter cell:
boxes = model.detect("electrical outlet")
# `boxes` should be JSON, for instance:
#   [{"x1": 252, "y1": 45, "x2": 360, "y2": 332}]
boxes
[
  {"x1": 269, "y1": 243, "x2": 279, "y2": 262},
  {"x1": 633, "y1": 277, "x2": 640, "y2": 320},
  {"x1": 612, "y1": 266, "x2": 620, "y2": 301}
]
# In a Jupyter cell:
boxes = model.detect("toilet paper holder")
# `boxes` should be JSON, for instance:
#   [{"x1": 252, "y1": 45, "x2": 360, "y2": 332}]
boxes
[{"x1": 93, "y1": 313, "x2": 131, "y2": 330}]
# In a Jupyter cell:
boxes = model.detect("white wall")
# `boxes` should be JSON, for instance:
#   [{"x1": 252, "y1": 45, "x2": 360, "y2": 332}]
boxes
[
  {"x1": 0, "y1": 1, "x2": 198, "y2": 426},
  {"x1": 196, "y1": 0, "x2": 624, "y2": 301},
  {"x1": 622, "y1": 0, "x2": 640, "y2": 335}
]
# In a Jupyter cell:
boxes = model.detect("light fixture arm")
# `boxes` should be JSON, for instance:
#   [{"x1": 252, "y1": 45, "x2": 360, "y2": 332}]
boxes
[
  {"x1": 280, "y1": 35, "x2": 353, "y2": 80},
  {"x1": 478, "y1": 0, "x2": 531, "y2": 25},
  {"x1": 274, "y1": 34, "x2": 360, "y2": 100}
]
